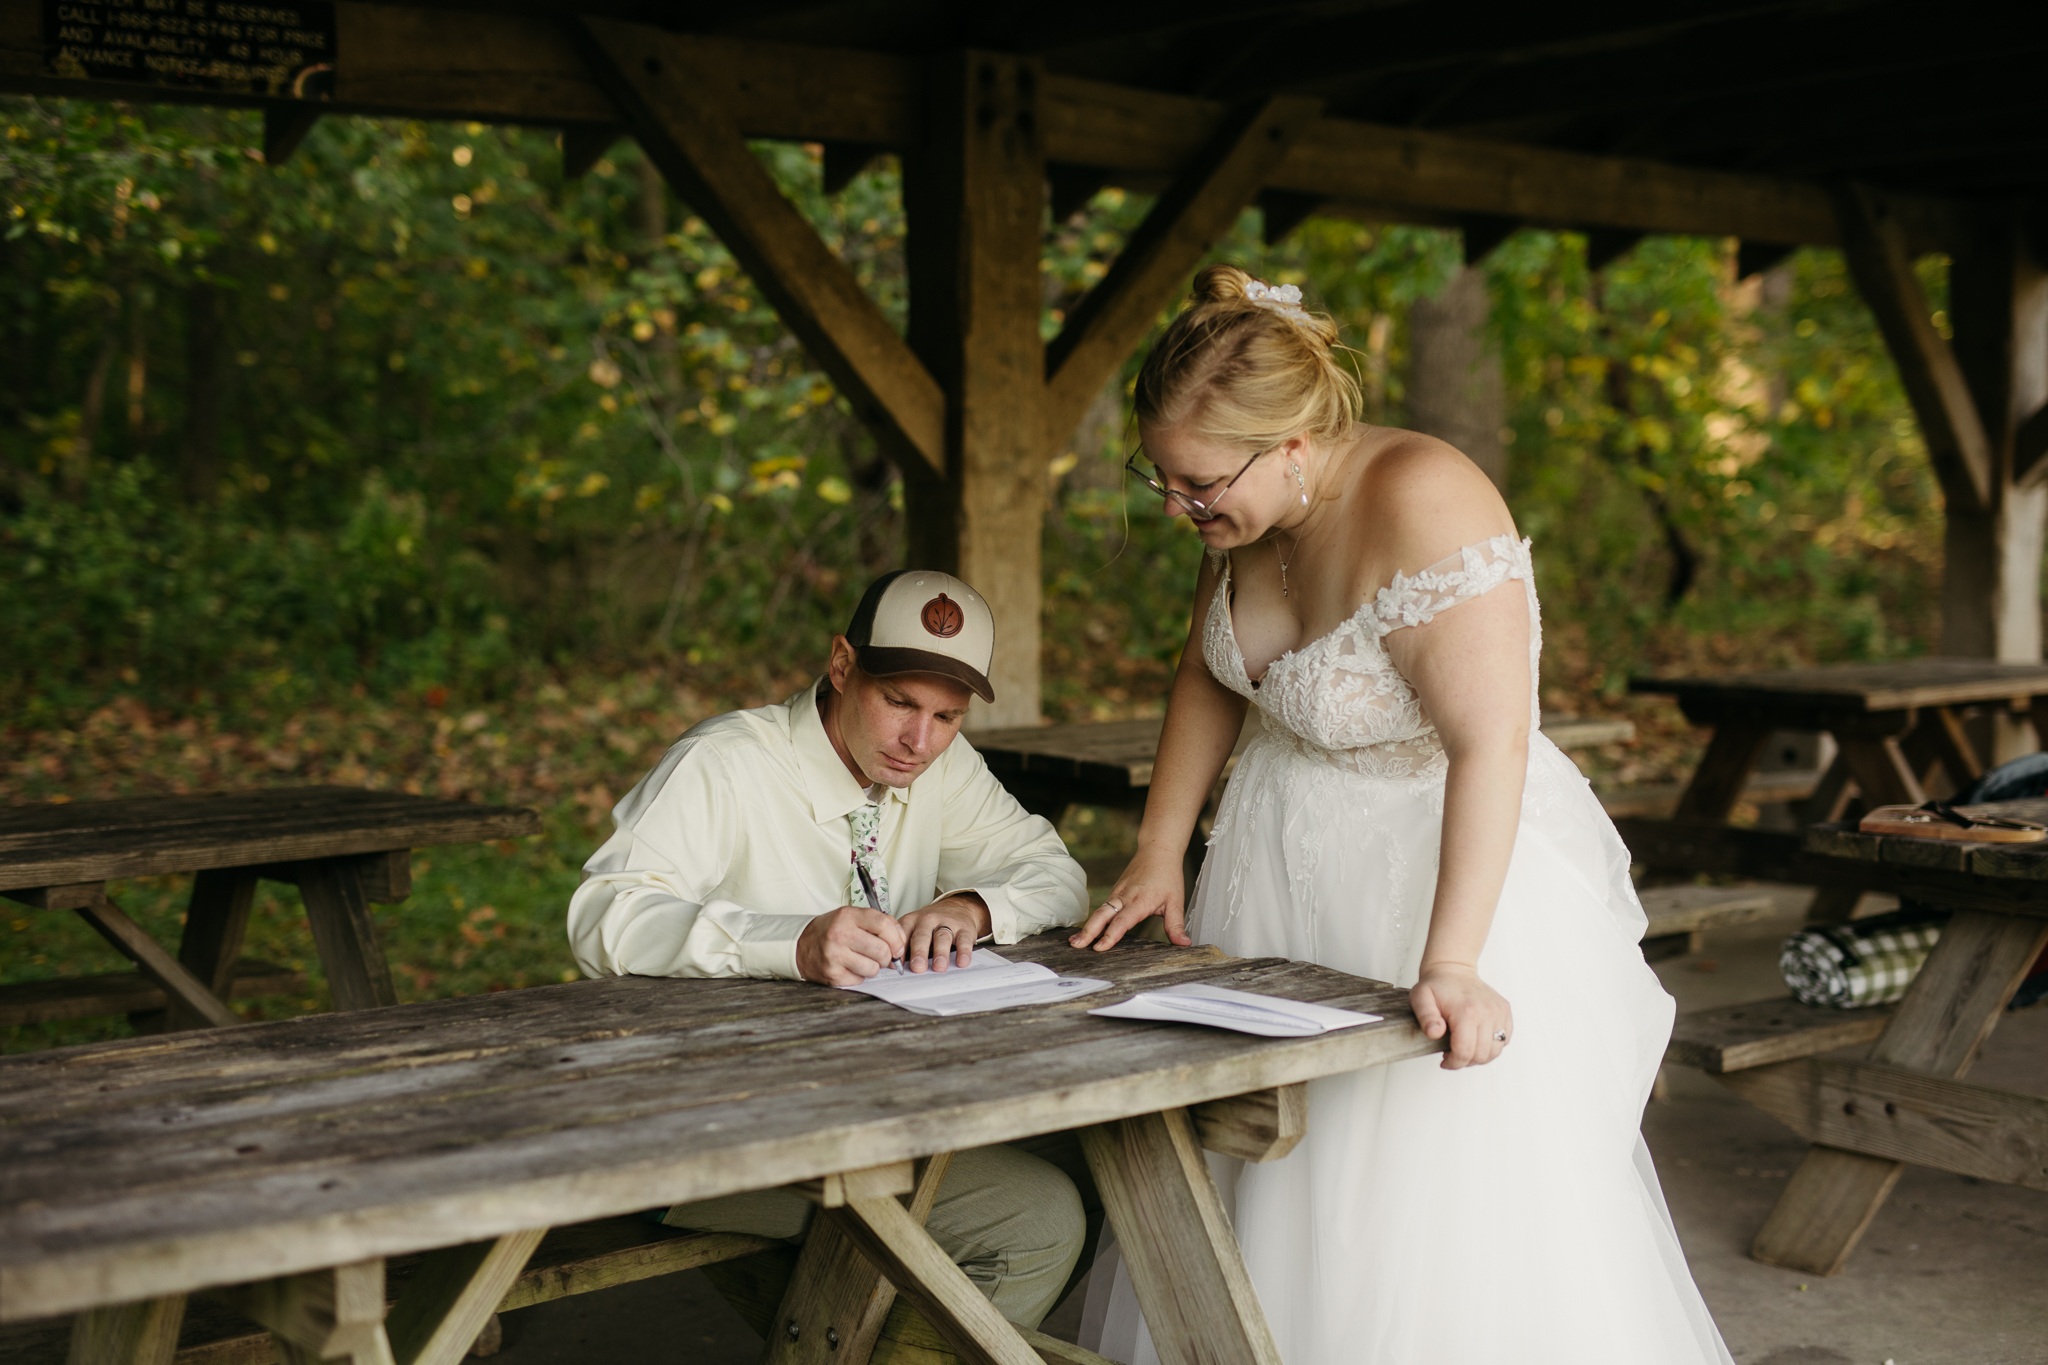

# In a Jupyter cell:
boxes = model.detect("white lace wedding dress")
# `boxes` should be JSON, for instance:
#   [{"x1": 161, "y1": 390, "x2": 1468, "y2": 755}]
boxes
[{"x1": 1086, "y1": 535, "x2": 1734, "y2": 1365}]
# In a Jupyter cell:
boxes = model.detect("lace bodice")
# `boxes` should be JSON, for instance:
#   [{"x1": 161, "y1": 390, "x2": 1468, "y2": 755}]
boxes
[{"x1": 1203, "y1": 534, "x2": 1541, "y2": 779}]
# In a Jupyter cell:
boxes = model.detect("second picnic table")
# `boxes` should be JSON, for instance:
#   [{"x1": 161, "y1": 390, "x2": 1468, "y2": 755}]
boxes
[{"x1": 0, "y1": 787, "x2": 539, "y2": 1032}]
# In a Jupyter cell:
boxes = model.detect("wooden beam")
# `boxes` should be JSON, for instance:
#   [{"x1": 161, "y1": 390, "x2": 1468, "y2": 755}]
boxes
[
  {"x1": 903, "y1": 51, "x2": 1050, "y2": 726},
  {"x1": 1460, "y1": 213, "x2": 1520, "y2": 265},
  {"x1": 821, "y1": 142, "x2": 885, "y2": 195},
  {"x1": 71, "y1": 895, "x2": 242, "y2": 1030},
  {"x1": 562, "y1": 124, "x2": 626, "y2": 180},
  {"x1": 215, "y1": 1259, "x2": 393, "y2": 1364},
  {"x1": 570, "y1": 17, "x2": 945, "y2": 477},
  {"x1": 818, "y1": 1195, "x2": 1041, "y2": 1365},
  {"x1": 1045, "y1": 94, "x2": 1322, "y2": 458},
  {"x1": 1834, "y1": 184, "x2": 1993, "y2": 512},
  {"x1": 263, "y1": 104, "x2": 322, "y2": 167},
  {"x1": 384, "y1": 1230, "x2": 544, "y2": 1365},
  {"x1": 1191, "y1": 1083, "x2": 1307, "y2": 1163},
  {"x1": 1259, "y1": 190, "x2": 1323, "y2": 246},
  {"x1": 65, "y1": 1295, "x2": 184, "y2": 1365},
  {"x1": 2016, "y1": 402, "x2": 2048, "y2": 486},
  {"x1": 0, "y1": 4, "x2": 1966, "y2": 252},
  {"x1": 1717, "y1": 1056, "x2": 2048, "y2": 1192}
]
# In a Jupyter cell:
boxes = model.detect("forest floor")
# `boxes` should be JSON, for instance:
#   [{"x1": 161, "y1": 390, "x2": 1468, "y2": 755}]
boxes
[{"x1": 3, "y1": 666, "x2": 1703, "y2": 1053}]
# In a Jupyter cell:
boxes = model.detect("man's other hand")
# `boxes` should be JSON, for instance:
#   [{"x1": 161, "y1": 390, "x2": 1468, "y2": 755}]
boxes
[
  {"x1": 898, "y1": 895, "x2": 991, "y2": 972},
  {"x1": 797, "y1": 905, "x2": 908, "y2": 985}
]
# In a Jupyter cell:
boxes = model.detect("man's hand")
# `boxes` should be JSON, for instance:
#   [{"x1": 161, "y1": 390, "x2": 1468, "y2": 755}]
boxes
[
  {"x1": 898, "y1": 894, "x2": 991, "y2": 972},
  {"x1": 797, "y1": 905, "x2": 908, "y2": 986}
]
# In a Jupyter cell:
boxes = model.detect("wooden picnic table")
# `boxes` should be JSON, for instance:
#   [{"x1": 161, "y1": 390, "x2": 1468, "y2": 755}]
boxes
[
  {"x1": 0, "y1": 933, "x2": 1434, "y2": 1365},
  {"x1": 1626, "y1": 659, "x2": 2048, "y2": 913},
  {"x1": 0, "y1": 787, "x2": 539, "y2": 1032},
  {"x1": 1685, "y1": 801, "x2": 2048, "y2": 1277}
]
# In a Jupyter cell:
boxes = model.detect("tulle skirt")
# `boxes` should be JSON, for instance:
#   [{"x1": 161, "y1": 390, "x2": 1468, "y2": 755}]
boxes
[{"x1": 1084, "y1": 731, "x2": 1734, "y2": 1365}]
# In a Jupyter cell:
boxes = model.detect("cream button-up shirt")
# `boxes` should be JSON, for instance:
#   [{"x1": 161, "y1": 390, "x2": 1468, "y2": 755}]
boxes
[{"x1": 568, "y1": 678, "x2": 1089, "y2": 980}]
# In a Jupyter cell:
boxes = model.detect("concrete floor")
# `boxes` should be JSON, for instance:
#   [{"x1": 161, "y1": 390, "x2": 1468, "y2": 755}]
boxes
[{"x1": 487, "y1": 886, "x2": 2048, "y2": 1365}]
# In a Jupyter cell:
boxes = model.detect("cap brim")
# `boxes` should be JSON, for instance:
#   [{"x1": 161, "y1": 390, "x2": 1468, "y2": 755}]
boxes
[{"x1": 854, "y1": 645, "x2": 995, "y2": 704}]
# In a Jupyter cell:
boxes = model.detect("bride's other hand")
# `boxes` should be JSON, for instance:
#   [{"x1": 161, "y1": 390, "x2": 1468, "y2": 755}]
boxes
[
  {"x1": 1410, "y1": 963, "x2": 1512, "y2": 1069},
  {"x1": 1068, "y1": 849, "x2": 1192, "y2": 950}
]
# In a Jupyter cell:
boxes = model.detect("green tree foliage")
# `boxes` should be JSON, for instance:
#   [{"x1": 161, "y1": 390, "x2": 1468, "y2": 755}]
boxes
[{"x1": 3, "y1": 97, "x2": 1943, "y2": 728}]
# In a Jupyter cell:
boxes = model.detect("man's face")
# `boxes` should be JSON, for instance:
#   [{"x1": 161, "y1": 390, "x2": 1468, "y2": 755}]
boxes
[{"x1": 825, "y1": 636, "x2": 973, "y2": 788}]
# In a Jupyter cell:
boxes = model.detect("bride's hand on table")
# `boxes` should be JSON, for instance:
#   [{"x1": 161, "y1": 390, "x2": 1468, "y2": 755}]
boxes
[
  {"x1": 1067, "y1": 849, "x2": 1193, "y2": 951},
  {"x1": 1410, "y1": 963, "x2": 1512, "y2": 1069}
]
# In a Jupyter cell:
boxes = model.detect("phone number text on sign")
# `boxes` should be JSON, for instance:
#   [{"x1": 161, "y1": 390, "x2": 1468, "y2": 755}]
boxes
[{"x1": 45, "y1": 0, "x2": 336, "y2": 98}]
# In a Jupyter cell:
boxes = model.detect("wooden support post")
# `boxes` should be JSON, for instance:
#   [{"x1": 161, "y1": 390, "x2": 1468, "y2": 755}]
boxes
[
  {"x1": 1750, "y1": 910, "x2": 2048, "y2": 1274},
  {"x1": 572, "y1": 17, "x2": 946, "y2": 478},
  {"x1": 1192, "y1": 1084, "x2": 1307, "y2": 1163},
  {"x1": 818, "y1": 1193, "x2": 1041, "y2": 1365},
  {"x1": 767, "y1": 1154, "x2": 952, "y2": 1365},
  {"x1": 384, "y1": 1230, "x2": 545, "y2": 1365},
  {"x1": 162, "y1": 868, "x2": 257, "y2": 1032},
  {"x1": 297, "y1": 860, "x2": 400, "y2": 1012},
  {"x1": 66, "y1": 1295, "x2": 185, "y2": 1365},
  {"x1": 71, "y1": 894, "x2": 241, "y2": 1029},
  {"x1": 1670, "y1": 723, "x2": 1775, "y2": 821},
  {"x1": 1079, "y1": 1108, "x2": 1283, "y2": 1365},
  {"x1": 216, "y1": 1259, "x2": 393, "y2": 1365},
  {"x1": 903, "y1": 51, "x2": 1048, "y2": 726}
]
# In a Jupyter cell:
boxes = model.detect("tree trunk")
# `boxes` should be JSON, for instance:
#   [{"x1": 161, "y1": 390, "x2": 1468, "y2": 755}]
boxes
[
  {"x1": 1406, "y1": 265, "x2": 1508, "y2": 492},
  {"x1": 180, "y1": 282, "x2": 225, "y2": 504}
]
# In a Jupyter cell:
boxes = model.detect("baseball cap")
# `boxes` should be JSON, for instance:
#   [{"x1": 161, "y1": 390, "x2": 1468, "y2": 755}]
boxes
[{"x1": 845, "y1": 570, "x2": 996, "y2": 703}]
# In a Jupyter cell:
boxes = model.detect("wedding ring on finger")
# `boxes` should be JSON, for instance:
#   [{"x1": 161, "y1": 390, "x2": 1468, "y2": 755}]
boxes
[
  {"x1": 1493, "y1": 1030, "x2": 1508, "y2": 1043},
  {"x1": 1104, "y1": 899, "x2": 1124, "y2": 913}
]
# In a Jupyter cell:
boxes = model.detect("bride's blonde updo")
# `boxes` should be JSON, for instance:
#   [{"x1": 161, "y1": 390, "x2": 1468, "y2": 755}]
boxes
[{"x1": 1134, "y1": 264, "x2": 1360, "y2": 452}]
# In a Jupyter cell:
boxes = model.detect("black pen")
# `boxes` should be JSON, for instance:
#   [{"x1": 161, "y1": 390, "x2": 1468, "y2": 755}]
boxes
[{"x1": 855, "y1": 862, "x2": 905, "y2": 975}]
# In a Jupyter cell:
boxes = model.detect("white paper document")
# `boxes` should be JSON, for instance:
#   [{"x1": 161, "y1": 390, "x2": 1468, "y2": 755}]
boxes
[
  {"x1": 1087, "y1": 982, "x2": 1382, "y2": 1037},
  {"x1": 844, "y1": 951, "x2": 1112, "y2": 1016}
]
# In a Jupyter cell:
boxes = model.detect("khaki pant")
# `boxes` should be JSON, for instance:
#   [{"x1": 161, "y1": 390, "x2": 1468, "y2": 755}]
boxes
[{"x1": 663, "y1": 1133, "x2": 1097, "y2": 1330}]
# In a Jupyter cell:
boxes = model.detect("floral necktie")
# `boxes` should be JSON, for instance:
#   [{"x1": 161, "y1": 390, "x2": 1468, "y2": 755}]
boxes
[{"x1": 847, "y1": 800, "x2": 891, "y2": 914}]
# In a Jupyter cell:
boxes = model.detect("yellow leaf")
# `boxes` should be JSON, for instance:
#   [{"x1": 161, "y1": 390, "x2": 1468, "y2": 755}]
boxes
[{"x1": 817, "y1": 476, "x2": 853, "y2": 504}]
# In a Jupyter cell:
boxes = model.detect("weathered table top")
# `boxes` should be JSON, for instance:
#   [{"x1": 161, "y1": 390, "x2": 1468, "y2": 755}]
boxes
[
  {"x1": 0, "y1": 787, "x2": 541, "y2": 893},
  {"x1": 1802, "y1": 800, "x2": 2048, "y2": 916},
  {"x1": 0, "y1": 935, "x2": 1430, "y2": 1321},
  {"x1": 1630, "y1": 658, "x2": 2048, "y2": 719},
  {"x1": 969, "y1": 712, "x2": 1633, "y2": 793}
]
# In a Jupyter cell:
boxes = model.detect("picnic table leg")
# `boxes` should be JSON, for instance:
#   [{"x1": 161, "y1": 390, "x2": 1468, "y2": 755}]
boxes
[
  {"x1": 384, "y1": 1228, "x2": 546, "y2": 1365},
  {"x1": 72, "y1": 893, "x2": 242, "y2": 1029},
  {"x1": 1750, "y1": 909, "x2": 2048, "y2": 1274},
  {"x1": 1078, "y1": 1108, "x2": 1282, "y2": 1365},
  {"x1": 67, "y1": 1294, "x2": 186, "y2": 1365},
  {"x1": 214, "y1": 1259, "x2": 394, "y2": 1365},
  {"x1": 818, "y1": 1196, "x2": 1043, "y2": 1365},
  {"x1": 1671, "y1": 722, "x2": 1775, "y2": 822},
  {"x1": 157, "y1": 868, "x2": 258, "y2": 1032},
  {"x1": 762, "y1": 1153, "x2": 953, "y2": 1365},
  {"x1": 297, "y1": 858, "x2": 401, "y2": 1011}
]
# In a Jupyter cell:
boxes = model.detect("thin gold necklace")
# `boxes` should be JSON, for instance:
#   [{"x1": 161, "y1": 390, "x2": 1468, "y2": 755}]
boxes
[{"x1": 1278, "y1": 532, "x2": 1297, "y2": 597}]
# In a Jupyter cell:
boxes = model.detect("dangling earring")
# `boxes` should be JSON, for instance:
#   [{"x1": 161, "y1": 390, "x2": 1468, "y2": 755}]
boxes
[{"x1": 1290, "y1": 461, "x2": 1308, "y2": 507}]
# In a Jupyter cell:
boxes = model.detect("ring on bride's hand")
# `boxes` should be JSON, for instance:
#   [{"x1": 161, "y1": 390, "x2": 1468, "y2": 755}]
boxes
[
  {"x1": 1104, "y1": 899, "x2": 1123, "y2": 913},
  {"x1": 1493, "y1": 1030, "x2": 1508, "y2": 1042}
]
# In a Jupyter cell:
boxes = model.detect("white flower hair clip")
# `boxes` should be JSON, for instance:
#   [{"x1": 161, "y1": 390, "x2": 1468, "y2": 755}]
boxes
[{"x1": 1244, "y1": 278, "x2": 1310, "y2": 322}]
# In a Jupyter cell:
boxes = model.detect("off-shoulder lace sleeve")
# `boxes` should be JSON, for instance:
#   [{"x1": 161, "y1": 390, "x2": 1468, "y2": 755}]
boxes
[{"x1": 1368, "y1": 535, "x2": 1533, "y2": 637}]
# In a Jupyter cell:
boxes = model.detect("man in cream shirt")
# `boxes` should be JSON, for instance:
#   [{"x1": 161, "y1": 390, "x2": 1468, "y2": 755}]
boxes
[{"x1": 568, "y1": 569, "x2": 1093, "y2": 1329}]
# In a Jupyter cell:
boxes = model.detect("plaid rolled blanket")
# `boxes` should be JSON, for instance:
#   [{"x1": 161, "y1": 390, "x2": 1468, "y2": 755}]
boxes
[{"x1": 1780, "y1": 909, "x2": 1948, "y2": 1009}]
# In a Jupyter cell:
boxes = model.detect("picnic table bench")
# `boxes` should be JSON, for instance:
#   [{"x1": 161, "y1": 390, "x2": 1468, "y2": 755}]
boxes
[
  {"x1": 1657, "y1": 799, "x2": 2048, "y2": 1276},
  {"x1": 0, "y1": 788, "x2": 540, "y2": 1032},
  {"x1": 0, "y1": 933, "x2": 1437, "y2": 1365},
  {"x1": 1626, "y1": 659, "x2": 2048, "y2": 916}
]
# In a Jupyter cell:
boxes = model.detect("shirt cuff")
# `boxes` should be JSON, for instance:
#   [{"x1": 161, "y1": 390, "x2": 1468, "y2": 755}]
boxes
[
  {"x1": 729, "y1": 912, "x2": 815, "y2": 979},
  {"x1": 953, "y1": 885, "x2": 1020, "y2": 944}
]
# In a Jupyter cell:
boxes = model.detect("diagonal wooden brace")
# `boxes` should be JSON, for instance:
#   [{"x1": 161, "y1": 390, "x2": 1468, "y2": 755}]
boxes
[
  {"x1": 385, "y1": 1229, "x2": 546, "y2": 1365},
  {"x1": 71, "y1": 894, "x2": 241, "y2": 1029},
  {"x1": 215, "y1": 1259, "x2": 394, "y2": 1365}
]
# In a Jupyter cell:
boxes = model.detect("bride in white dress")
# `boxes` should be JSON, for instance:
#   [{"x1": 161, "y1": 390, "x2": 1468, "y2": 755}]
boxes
[{"x1": 1068, "y1": 266, "x2": 1734, "y2": 1365}]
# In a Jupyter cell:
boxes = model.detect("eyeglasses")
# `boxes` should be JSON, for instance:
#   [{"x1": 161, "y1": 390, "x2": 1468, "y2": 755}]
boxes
[{"x1": 1124, "y1": 446, "x2": 1269, "y2": 522}]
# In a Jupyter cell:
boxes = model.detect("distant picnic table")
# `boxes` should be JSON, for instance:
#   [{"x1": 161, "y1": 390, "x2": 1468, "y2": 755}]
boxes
[
  {"x1": 1623, "y1": 659, "x2": 2048, "y2": 915},
  {"x1": 0, "y1": 787, "x2": 539, "y2": 1032},
  {"x1": 0, "y1": 934, "x2": 1435, "y2": 1365},
  {"x1": 1663, "y1": 800, "x2": 2048, "y2": 1277}
]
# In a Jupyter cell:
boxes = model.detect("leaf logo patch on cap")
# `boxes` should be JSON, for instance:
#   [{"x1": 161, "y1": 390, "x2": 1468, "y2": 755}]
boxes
[{"x1": 921, "y1": 594, "x2": 965, "y2": 638}]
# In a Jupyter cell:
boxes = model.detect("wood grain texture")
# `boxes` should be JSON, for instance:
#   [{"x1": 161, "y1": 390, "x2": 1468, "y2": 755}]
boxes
[
  {"x1": 0, "y1": 960, "x2": 302, "y2": 1028},
  {"x1": 1665, "y1": 998, "x2": 1893, "y2": 1074},
  {"x1": 1635, "y1": 886, "x2": 1775, "y2": 938},
  {"x1": 1749, "y1": 910, "x2": 2048, "y2": 1273},
  {"x1": 72, "y1": 897, "x2": 242, "y2": 1030},
  {"x1": 296, "y1": 860, "x2": 399, "y2": 1012},
  {"x1": 789, "y1": 1162, "x2": 917, "y2": 1209},
  {"x1": 1191, "y1": 1084, "x2": 1306, "y2": 1163},
  {"x1": 1629, "y1": 658, "x2": 2048, "y2": 718},
  {"x1": 383, "y1": 1230, "x2": 542, "y2": 1365},
  {"x1": 1080, "y1": 1108, "x2": 1281, "y2": 1365},
  {"x1": 0, "y1": 788, "x2": 537, "y2": 892},
  {"x1": 1717, "y1": 1057, "x2": 2048, "y2": 1191},
  {"x1": 213, "y1": 1261, "x2": 389, "y2": 1365},
  {"x1": 1670, "y1": 723, "x2": 1773, "y2": 822},
  {"x1": 0, "y1": 938, "x2": 1432, "y2": 1320},
  {"x1": 65, "y1": 1296, "x2": 185, "y2": 1365},
  {"x1": 819, "y1": 1196, "x2": 1040, "y2": 1365}
]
